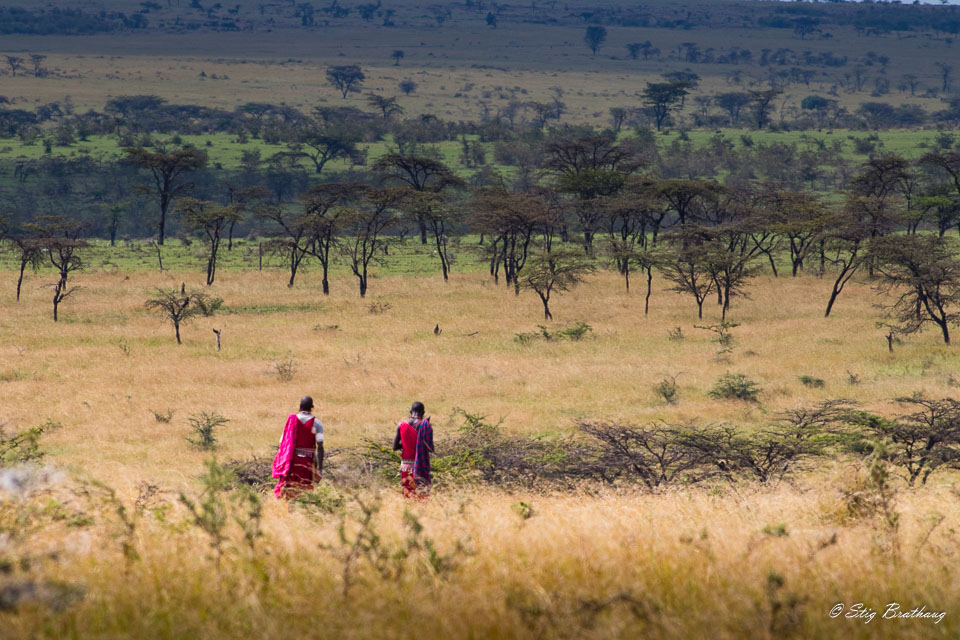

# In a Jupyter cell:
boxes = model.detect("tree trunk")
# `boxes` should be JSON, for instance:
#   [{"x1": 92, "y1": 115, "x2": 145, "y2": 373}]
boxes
[
  {"x1": 175, "y1": 321, "x2": 182, "y2": 345},
  {"x1": 435, "y1": 232, "x2": 449, "y2": 281},
  {"x1": 418, "y1": 215, "x2": 427, "y2": 245},
  {"x1": 540, "y1": 293, "x2": 552, "y2": 320},
  {"x1": 697, "y1": 299, "x2": 704, "y2": 320},
  {"x1": 158, "y1": 193, "x2": 169, "y2": 245},
  {"x1": 16, "y1": 260, "x2": 27, "y2": 302},
  {"x1": 644, "y1": 266, "x2": 652, "y2": 315},
  {"x1": 824, "y1": 281, "x2": 842, "y2": 317}
]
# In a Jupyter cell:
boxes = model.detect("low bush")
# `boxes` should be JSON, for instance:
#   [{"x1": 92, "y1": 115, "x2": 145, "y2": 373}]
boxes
[{"x1": 709, "y1": 373, "x2": 762, "y2": 402}]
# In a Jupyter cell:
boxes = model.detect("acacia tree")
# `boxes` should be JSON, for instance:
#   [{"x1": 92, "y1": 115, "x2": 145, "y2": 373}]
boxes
[
  {"x1": 372, "y1": 154, "x2": 464, "y2": 244},
  {"x1": 761, "y1": 187, "x2": 826, "y2": 277},
  {"x1": 599, "y1": 191, "x2": 657, "y2": 307},
  {"x1": 145, "y1": 285, "x2": 222, "y2": 345},
  {"x1": 650, "y1": 179, "x2": 724, "y2": 228},
  {"x1": 870, "y1": 235, "x2": 960, "y2": 345},
  {"x1": 584, "y1": 26, "x2": 607, "y2": 56},
  {"x1": 123, "y1": 147, "x2": 207, "y2": 245},
  {"x1": 404, "y1": 192, "x2": 460, "y2": 281},
  {"x1": 822, "y1": 207, "x2": 870, "y2": 318},
  {"x1": 472, "y1": 190, "x2": 551, "y2": 293},
  {"x1": 301, "y1": 182, "x2": 364, "y2": 294},
  {"x1": 341, "y1": 187, "x2": 405, "y2": 297},
  {"x1": 177, "y1": 199, "x2": 243, "y2": 286},
  {"x1": 748, "y1": 89, "x2": 782, "y2": 129},
  {"x1": 367, "y1": 95, "x2": 404, "y2": 119},
  {"x1": 545, "y1": 133, "x2": 646, "y2": 252},
  {"x1": 12, "y1": 237, "x2": 42, "y2": 302},
  {"x1": 290, "y1": 120, "x2": 363, "y2": 174},
  {"x1": 658, "y1": 242, "x2": 715, "y2": 320},
  {"x1": 326, "y1": 65, "x2": 366, "y2": 99},
  {"x1": 520, "y1": 248, "x2": 595, "y2": 320},
  {"x1": 258, "y1": 204, "x2": 314, "y2": 288},
  {"x1": 641, "y1": 81, "x2": 688, "y2": 131},
  {"x1": 29, "y1": 217, "x2": 87, "y2": 322}
]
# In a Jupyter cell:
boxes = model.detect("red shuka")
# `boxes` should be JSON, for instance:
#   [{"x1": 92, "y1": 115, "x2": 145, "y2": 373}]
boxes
[{"x1": 272, "y1": 414, "x2": 318, "y2": 499}]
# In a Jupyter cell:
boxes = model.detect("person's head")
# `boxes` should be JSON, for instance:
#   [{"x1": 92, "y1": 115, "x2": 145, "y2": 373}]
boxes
[
  {"x1": 410, "y1": 401, "x2": 425, "y2": 418},
  {"x1": 300, "y1": 396, "x2": 314, "y2": 412}
]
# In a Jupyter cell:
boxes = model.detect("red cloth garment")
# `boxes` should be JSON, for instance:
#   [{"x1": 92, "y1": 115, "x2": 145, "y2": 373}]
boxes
[
  {"x1": 397, "y1": 418, "x2": 431, "y2": 499},
  {"x1": 273, "y1": 414, "x2": 317, "y2": 499},
  {"x1": 401, "y1": 470, "x2": 419, "y2": 499}
]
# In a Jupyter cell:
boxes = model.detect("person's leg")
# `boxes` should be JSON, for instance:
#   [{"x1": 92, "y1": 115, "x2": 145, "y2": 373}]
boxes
[{"x1": 401, "y1": 471, "x2": 417, "y2": 498}]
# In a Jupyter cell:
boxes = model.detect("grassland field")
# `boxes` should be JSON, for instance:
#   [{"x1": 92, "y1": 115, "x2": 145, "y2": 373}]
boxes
[{"x1": 3, "y1": 245, "x2": 960, "y2": 638}]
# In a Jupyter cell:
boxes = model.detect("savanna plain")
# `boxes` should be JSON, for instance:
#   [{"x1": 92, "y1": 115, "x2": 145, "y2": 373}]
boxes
[
  {"x1": 4, "y1": 0, "x2": 960, "y2": 637},
  {"x1": 2, "y1": 243, "x2": 960, "y2": 639}
]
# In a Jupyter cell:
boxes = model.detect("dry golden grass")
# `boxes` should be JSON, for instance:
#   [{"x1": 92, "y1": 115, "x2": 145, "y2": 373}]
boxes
[
  {"x1": 2, "y1": 475, "x2": 960, "y2": 639},
  {"x1": 2, "y1": 261, "x2": 959, "y2": 490},
  {"x1": 3, "y1": 259, "x2": 960, "y2": 638}
]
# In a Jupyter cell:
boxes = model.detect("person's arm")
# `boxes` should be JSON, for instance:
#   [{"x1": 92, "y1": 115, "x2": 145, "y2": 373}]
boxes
[
  {"x1": 315, "y1": 442, "x2": 324, "y2": 475},
  {"x1": 392, "y1": 425, "x2": 402, "y2": 451}
]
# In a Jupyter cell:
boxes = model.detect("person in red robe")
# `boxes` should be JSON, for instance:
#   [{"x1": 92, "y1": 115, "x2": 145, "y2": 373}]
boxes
[
  {"x1": 272, "y1": 396, "x2": 324, "y2": 499},
  {"x1": 393, "y1": 401, "x2": 434, "y2": 499}
]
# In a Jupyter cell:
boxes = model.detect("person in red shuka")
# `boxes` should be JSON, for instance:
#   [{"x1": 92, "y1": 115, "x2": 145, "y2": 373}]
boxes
[
  {"x1": 393, "y1": 401, "x2": 434, "y2": 499},
  {"x1": 272, "y1": 396, "x2": 324, "y2": 499}
]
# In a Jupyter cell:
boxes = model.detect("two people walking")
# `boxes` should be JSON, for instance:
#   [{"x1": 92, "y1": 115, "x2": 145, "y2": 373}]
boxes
[{"x1": 271, "y1": 397, "x2": 433, "y2": 500}]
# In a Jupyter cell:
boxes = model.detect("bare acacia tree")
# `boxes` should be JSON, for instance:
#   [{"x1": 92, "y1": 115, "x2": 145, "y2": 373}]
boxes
[
  {"x1": 177, "y1": 199, "x2": 243, "y2": 286},
  {"x1": 11, "y1": 236, "x2": 43, "y2": 302},
  {"x1": 341, "y1": 187, "x2": 405, "y2": 297},
  {"x1": 258, "y1": 204, "x2": 314, "y2": 288},
  {"x1": 145, "y1": 285, "x2": 223, "y2": 344},
  {"x1": 28, "y1": 217, "x2": 87, "y2": 322},
  {"x1": 5, "y1": 56, "x2": 23, "y2": 77},
  {"x1": 301, "y1": 182, "x2": 364, "y2": 294}
]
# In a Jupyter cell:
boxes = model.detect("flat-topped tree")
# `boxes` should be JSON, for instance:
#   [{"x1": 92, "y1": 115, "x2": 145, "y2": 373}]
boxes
[
  {"x1": 366, "y1": 95, "x2": 404, "y2": 120},
  {"x1": 326, "y1": 65, "x2": 365, "y2": 99},
  {"x1": 176, "y1": 199, "x2": 243, "y2": 286},
  {"x1": 145, "y1": 285, "x2": 222, "y2": 345},
  {"x1": 290, "y1": 119, "x2": 363, "y2": 175},
  {"x1": 123, "y1": 146, "x2": 207, "y2": 245},
  {"x1": 641, "y1": 81, "x2": 688, "y2": 131},
  {"x1": 257, "y1": 203, "x2": 314, "y2": 288},
  {"x1": 1, "y1": 217, "x2": 43, "y2": 302}
]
